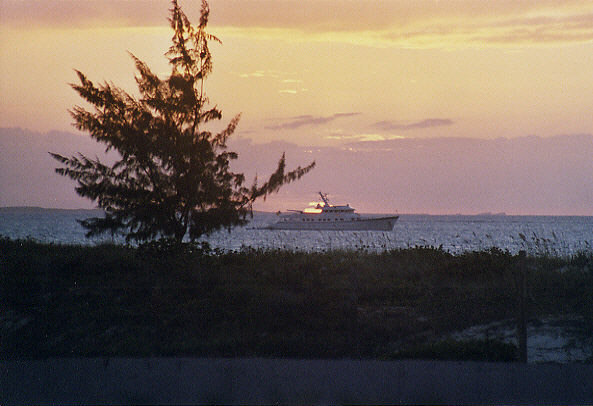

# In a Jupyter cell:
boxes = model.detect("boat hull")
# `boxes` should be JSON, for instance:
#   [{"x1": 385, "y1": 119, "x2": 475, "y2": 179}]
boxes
[{"x1": 263, "y1": 216, "x2": 399, "y2": 231}]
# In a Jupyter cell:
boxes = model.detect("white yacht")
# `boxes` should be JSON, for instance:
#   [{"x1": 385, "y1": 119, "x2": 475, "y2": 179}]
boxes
[{"x1": 263, "y1": 193, "x2": 398, "y2": 231}]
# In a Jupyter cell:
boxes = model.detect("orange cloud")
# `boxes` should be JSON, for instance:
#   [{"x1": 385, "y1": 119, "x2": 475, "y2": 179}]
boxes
[
  {"x1": 265, "y1": 113, "x2": 361, "y2": 131},
  {"x1": 371, "y1": 119, "x2": 454, "y2": 132},
  {"x1": 213, "y1": 1, "x2": 593, "y2": 48},
  {"x1": 3, "y1": 1, "x2": 592, "y2": 47}
]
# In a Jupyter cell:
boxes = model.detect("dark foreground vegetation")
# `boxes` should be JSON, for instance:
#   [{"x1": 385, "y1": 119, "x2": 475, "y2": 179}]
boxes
[{"x1": 1, "y1": 237, "x2": 592, "y2": 361}]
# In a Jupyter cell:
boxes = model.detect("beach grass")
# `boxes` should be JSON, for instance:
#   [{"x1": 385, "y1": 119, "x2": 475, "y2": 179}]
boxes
[{"x1": 1, "y1": 237, "x2": 592, "y2": 360}]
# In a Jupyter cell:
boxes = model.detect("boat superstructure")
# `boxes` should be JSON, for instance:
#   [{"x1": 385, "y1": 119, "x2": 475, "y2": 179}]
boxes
[{"x1": 263, "y1": 193, "x2": 398, "y2": 231}]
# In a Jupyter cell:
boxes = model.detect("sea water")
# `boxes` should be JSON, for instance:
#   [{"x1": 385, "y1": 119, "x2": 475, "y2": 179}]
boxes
[{"x1": 1, "y1": 207, "x2": 592, "y2": 255}]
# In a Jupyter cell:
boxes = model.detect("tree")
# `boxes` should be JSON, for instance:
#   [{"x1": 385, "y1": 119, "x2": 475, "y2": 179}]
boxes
[{"x1": 51, "y1": 0, "x2": 314, "y2": 244}]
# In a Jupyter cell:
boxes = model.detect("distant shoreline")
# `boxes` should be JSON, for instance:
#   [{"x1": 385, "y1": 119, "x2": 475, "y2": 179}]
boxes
[
  {"x1": 1, "y1": 206, "x2": 591, "y2": 218},
  {"x1": 0, "y1": 206, "x2": 103, "y2": 213}
]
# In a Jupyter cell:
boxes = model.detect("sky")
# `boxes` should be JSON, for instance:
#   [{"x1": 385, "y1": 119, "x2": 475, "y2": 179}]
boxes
[{"x1": 1, "y1": 0, "x2": 592, "y2": 214}]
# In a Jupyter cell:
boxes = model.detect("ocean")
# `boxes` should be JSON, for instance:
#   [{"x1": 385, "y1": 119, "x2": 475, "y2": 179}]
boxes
[{"x1": 1, "y1": 207, "x2": 591, "y2": 255}]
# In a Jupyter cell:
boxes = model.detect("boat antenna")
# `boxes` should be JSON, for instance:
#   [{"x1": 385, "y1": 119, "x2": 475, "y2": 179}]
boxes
[{"x1": 319, "y1": 192, "x2": 330, "y2": 206}]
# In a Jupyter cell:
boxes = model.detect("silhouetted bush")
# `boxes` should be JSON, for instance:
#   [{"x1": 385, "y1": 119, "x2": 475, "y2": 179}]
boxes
[
  {"x1": 389, "y1": 339, "x2": 517, "y2": 362},
  {"x1": 1, "y1": 237, "x2": 591, "y2": 360}
]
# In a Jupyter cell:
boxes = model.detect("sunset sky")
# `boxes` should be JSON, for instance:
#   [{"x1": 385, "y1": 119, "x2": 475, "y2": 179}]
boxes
[{"x1": 1, "y1": 1, "x2": 592, "y2": 214}]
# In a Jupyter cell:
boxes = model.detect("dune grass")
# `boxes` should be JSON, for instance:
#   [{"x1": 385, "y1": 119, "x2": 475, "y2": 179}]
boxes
[{"x1": 1, "y1": 237, "x2": 591, "y2": 360}]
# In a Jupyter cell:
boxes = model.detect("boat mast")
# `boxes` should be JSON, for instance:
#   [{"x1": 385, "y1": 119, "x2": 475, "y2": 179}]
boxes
[{"x1": 319, "y1": 192, "x2": 330, "y2": 206}]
